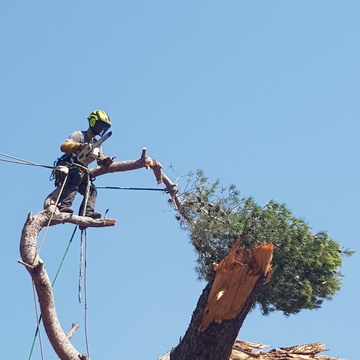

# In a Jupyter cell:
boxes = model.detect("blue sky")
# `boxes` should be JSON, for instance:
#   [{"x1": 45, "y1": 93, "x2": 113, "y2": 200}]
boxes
[{"x1": 1, "y1": 1, "x2": 359, "y2": 359}]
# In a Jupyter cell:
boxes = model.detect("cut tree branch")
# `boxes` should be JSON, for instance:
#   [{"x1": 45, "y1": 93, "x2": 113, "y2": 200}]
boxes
[
  {"x1": 230, "y1": 340, "x2": 341, "y2": 360},
  {"x1": 90, "y1": 147, "x2": 163, "y2": 183},
  {"x1": 89, "y1": 148, "x2": 183, "y2": 212}
]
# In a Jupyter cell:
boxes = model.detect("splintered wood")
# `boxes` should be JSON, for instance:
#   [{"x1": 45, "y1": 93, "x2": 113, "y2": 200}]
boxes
[
  {"x1": 199, "y1": 237, "x2": 274, "y2": 332},
  {"x1": 230, "y1": 339, "x2": 341, "y2": 360}
]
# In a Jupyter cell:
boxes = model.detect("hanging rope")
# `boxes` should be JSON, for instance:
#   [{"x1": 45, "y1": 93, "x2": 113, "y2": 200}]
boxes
[
  {"x1": 78, "y1": 171, "x2": 91, "y2": 302},
  {"x1": 83, "y1": 229, "x2": 90, "y2": 358},
  {"x1": 78, "y1": 231, "x2": 84, "y2": 304},
  {"x1": 78, "y1": 173, "x2": 92, "y2": 358},
  {"x1": 78, "y1": 229, "x2": 90, "y2": 358},
  {"x1": 31, "y1": 281, "x2": 45, "y2": 360}
]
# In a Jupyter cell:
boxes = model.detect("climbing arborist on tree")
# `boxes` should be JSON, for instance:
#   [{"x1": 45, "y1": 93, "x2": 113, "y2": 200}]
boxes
[{"x1": 44, "y1": 110, "x2": 115, "y2": 219}]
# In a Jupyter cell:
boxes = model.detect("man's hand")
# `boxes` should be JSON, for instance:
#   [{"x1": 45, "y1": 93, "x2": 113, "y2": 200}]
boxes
[
  {"x1": 75, "y1": 142, "x2": 89, "y2": 155},
  {"x1": 101, "y1": 156, "x2": 115, "y2": 166},
  {"x1": 78, "y1": 142, "x2": 88, "y2": 151}
]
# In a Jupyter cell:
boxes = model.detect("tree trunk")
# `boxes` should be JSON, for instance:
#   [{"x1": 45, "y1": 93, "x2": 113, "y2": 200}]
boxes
[{"x1": 170, "y1": 280, "x2": 261, "y2": 360}]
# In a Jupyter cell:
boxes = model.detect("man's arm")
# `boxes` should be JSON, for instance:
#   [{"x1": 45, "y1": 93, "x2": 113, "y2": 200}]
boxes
[
  {"x1": 60, "y1": 131, "x2": 86, "y2": 154},
  {"x1": 60, "y1": 141, "x2": 86, "y2": 154}
]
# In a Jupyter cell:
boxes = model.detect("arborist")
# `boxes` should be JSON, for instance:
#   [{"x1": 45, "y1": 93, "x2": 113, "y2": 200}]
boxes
[{"x1": 44, "y1": 110, "x2": 115, "y2": 218}]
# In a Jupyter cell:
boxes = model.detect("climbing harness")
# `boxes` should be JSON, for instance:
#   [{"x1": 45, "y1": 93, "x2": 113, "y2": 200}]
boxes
[{"x1": 50, "y1": 153, "x2": 74, "y2": 187}]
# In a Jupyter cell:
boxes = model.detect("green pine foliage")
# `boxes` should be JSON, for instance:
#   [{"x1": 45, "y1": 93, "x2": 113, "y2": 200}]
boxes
[{"x1": 177, "y1": 170, "x2": 352, "y2": 316}]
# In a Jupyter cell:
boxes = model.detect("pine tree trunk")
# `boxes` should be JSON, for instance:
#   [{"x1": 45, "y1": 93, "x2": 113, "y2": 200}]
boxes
[{"x1": 171, "y1": 278, "x2": 265, "y2": 360}]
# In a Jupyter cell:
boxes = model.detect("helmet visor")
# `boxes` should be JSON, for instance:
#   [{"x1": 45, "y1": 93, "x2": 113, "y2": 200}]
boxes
[{"x1": 92, "y1": 121, "x2": 111, "y2": 137}]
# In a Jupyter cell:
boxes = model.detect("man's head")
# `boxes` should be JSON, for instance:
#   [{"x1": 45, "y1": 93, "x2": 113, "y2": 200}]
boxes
[{"x1": 88, "y1": 110, "x2": 111, "y2": 136}]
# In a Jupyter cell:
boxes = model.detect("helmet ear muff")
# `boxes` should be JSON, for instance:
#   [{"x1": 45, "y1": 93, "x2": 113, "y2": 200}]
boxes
[{"x1": 89, "y1": 115, "x2": 97, "y2": 128}]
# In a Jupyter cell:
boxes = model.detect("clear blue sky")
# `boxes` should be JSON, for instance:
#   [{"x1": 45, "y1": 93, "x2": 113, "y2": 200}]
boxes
[{"x1": 1, "y1": 1, "x2": 359, "y2": 359}]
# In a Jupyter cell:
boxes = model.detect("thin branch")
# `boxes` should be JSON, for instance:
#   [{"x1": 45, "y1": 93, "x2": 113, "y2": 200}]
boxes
[{"x1": 66, "y1": 323, "x2": 79, "y2": 340}]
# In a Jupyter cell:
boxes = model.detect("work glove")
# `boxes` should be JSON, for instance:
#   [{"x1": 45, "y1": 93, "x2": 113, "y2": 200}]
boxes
[{"x1": 61, "y1": 141, "x2": 88, "y2": 154}]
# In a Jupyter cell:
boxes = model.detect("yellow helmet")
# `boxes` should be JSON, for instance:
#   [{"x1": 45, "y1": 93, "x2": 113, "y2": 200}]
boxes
[{"x1": 88, "y1": 110, "x2": 111, "y2": 136}]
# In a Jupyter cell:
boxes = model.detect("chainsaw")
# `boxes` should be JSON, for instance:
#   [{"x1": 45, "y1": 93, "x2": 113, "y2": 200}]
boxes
[{"x1": 77, "y1": 131, "x2": 112, "y2": 166}]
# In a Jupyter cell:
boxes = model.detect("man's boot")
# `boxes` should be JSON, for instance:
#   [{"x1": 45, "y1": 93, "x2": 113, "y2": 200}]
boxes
[{"x1": 86, "y1": 211, "x2": 102, "y2": 219}]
